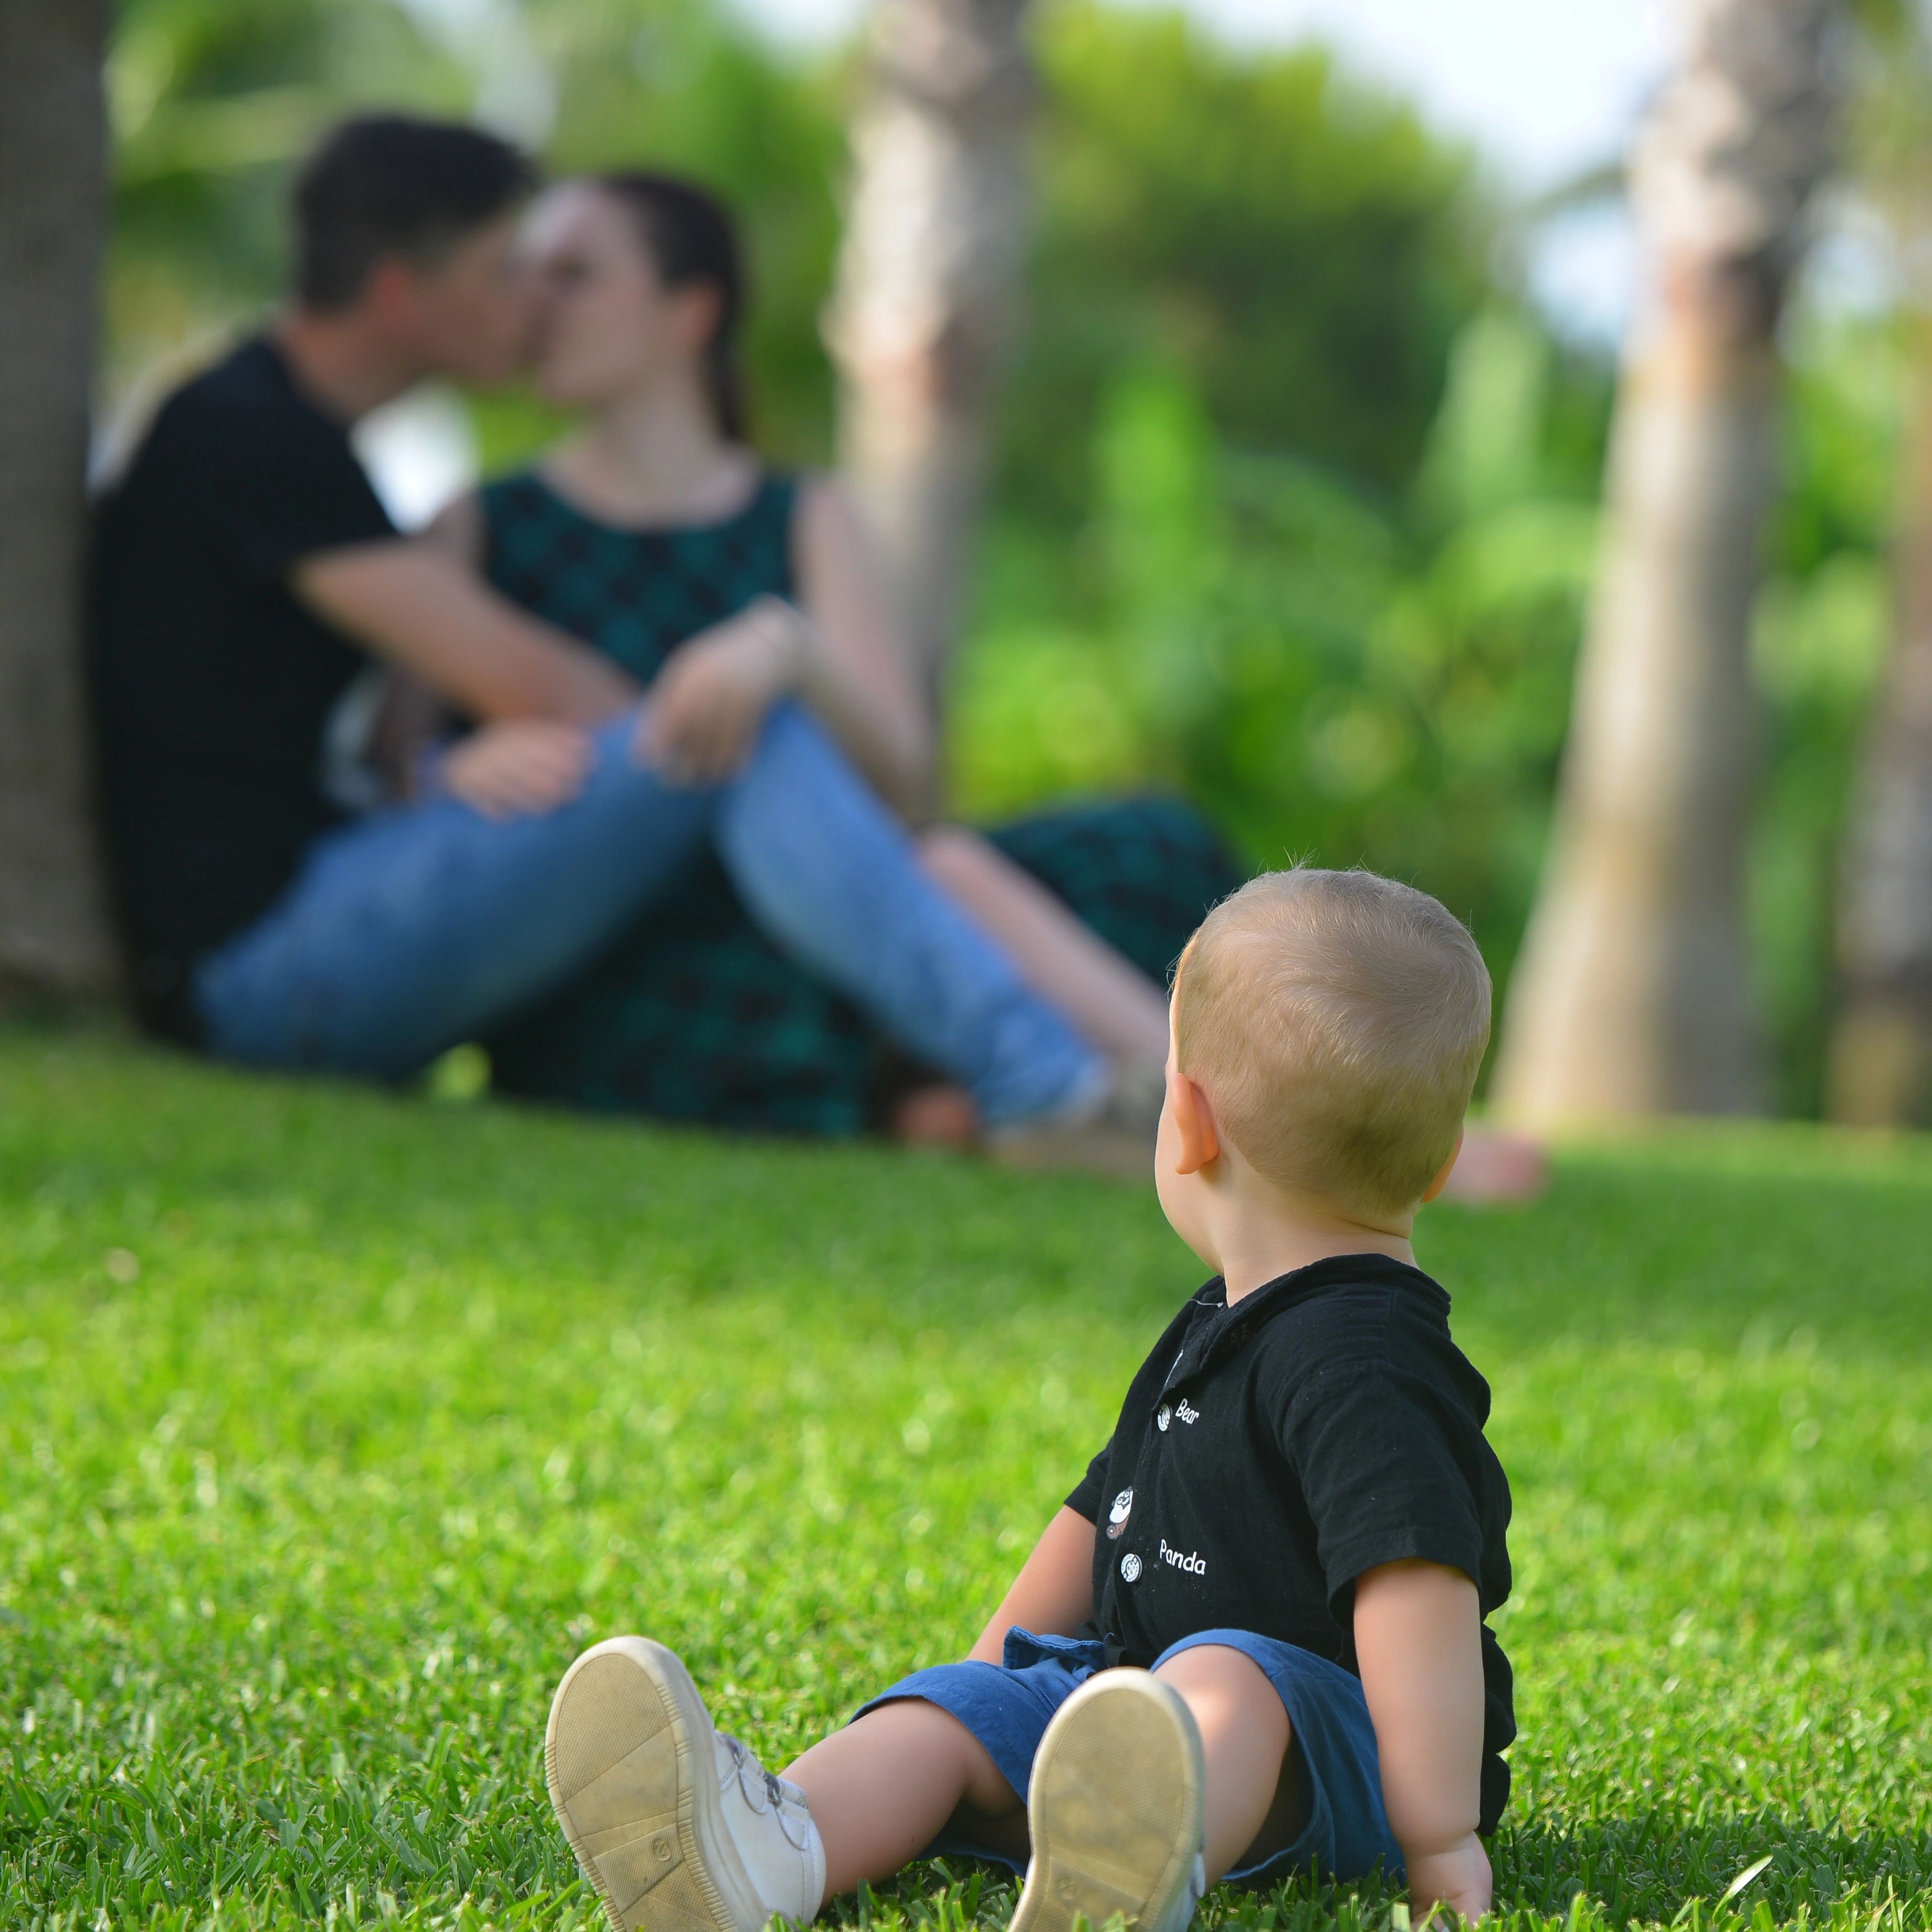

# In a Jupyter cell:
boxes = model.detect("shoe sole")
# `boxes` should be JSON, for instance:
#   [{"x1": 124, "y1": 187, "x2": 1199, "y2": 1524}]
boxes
[
  {"x1": 545, "y1": 1635, "x2": 768, "y2": 1932},
  {"x1": 1012, "y1": 1670, "x2": 1206, "y2": 1932}
]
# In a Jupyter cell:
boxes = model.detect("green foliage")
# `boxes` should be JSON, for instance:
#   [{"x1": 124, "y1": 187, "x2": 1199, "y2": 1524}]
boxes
[
  {"x1": 954, "y1": 310, "x2": 1605, "y2": 1007},
  {"x1": 2, "y1": 1032, "x2": 1929, "y2": 1927},
  {"x1": 1003, "y1": 3, "x2": 1494, "y2": 520}
]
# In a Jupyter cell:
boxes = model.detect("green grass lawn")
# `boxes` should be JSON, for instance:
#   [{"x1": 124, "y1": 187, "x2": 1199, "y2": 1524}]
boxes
[{"x1": 2, "y1": 1027, "x2": 1928, "y2": 1932}]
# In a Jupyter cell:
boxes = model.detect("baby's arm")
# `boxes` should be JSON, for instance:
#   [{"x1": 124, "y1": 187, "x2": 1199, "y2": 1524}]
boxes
[
  {"x1": 1353, "y1": 1558, "x2": 1492, "y2": 1920},
  {"x1": 967, "y1": 1506, "x2": 1097, "y2": 1663}
]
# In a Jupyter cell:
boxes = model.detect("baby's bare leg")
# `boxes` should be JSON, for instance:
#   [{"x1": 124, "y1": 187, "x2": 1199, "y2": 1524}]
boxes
[
  {"x1": 1152, "y1": 1646, "x2": 1296, "y2": 1883},
  {"x1": 783, "y1": 1698, "x2": 1022, "y2": 1898}
]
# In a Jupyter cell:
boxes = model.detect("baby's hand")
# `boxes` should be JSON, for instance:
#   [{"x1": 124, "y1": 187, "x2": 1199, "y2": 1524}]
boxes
[
  {"x1": 441, "y1": 720, "x2": 594, "y2": 819},
  {"x1": 1405, "y1": 1832, "x2": 1492, "y2": 1924}
]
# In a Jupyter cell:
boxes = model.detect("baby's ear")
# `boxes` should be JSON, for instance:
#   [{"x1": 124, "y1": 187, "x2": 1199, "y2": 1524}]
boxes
[
  {"x1": 1167, "y1": 1063, "x2": 1221, "y2": 1175},
  {"x1": 1418, "y1": 1128, "x2": 1465, "y2": 1204}
]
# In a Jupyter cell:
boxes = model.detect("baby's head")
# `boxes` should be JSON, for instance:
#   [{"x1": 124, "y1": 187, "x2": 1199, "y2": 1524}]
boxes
[{"x1": 1168, "y1": 868, "x2": 1492, "y2": 1220}]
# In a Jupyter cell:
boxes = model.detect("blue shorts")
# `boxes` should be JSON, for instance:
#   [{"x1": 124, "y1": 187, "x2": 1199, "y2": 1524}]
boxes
[{"x1": 854, "y1": 1627, "x2": 1403, "y2": 1887}]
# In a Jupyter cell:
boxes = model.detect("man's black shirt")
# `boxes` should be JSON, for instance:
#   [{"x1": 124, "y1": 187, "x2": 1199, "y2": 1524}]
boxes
[
  {"x1": 89, "y1": 335, "x2": 395, "y2": 1033},
  {"x1": 1065, "y1": 1253, "x2": 1516, "y2": 1833}
]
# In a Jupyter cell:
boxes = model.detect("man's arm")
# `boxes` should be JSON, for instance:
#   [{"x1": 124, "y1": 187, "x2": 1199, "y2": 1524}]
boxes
[
  {"x1": 295, "y1": 539, "x2": 637, "y2": 725},
  {"x1": 967, "y1": 1506, "x2": 1096, "y2": 1664},
  {"x1": 1352, "y1": 1558, "x2": 1492, "y2": 1922}
]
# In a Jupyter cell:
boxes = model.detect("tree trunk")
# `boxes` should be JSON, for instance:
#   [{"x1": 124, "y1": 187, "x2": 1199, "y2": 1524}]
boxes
[
  {"x1": 1826, "y1": 348, "x2": 1932, "y2": 1125},
  {"x1": 823, "y1": 0, "x2": 1032, "y2": 747},
  {"x1": 1493, "y1": 0, "x2": 1837, "y2": 1126},
  {"x1": 0, "y1": 0, "x2": 117, "y2": 998}
]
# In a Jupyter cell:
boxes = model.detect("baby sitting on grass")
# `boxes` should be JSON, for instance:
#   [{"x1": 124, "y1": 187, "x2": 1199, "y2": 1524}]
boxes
[{"x1": 543, "y1": 867, "x2": 1516, "y2": 1932}]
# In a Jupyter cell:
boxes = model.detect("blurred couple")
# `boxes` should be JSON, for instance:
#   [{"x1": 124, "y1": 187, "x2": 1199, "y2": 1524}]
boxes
[{"x1": 91, "y1": 115, "x2": 1242, "y2": 1164}]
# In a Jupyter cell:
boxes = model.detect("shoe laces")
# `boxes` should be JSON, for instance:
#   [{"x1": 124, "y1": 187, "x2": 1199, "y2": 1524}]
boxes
[{"x1": 720, "y1": 1734, "x2": 811, "y2": 1849}]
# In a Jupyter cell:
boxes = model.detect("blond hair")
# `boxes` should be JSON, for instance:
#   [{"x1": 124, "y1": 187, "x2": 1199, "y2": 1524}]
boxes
[{"x1": 1172, "y1": 868, "x2": 1492, "y2": 1215}]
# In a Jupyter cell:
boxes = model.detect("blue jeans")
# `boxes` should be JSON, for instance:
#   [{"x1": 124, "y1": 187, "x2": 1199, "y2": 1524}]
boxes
[
  {"x1": 856, "y1": 1627, "x2": 1404, "y2": 1888},
  {"x1": 195, "y1": 703, "x2": 1102, "y2": 1127}
]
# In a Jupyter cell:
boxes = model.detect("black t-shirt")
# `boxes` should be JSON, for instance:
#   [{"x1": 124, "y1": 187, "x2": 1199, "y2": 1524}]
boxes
[
  {"x1": 1065, "y1": 1254, "x2": 1517, "y2": 1833},
  {"x1": 89, "y1": 335, "x2": 396, "y2": 1034}
]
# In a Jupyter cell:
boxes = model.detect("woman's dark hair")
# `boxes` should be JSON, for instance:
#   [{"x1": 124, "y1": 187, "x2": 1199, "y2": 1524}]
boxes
[
  {"x1": 296, "y1": 116, "x2": 536, "y2": 310},
  {"x1": 596, "y1": 171, "x2": 749, "y2": 443}
]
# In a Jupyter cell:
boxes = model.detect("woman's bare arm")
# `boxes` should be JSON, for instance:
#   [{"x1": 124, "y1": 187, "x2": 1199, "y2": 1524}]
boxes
[
  {"x1": 967, "y1": 1506, "x2": 1097, "y2": 1664},
  {"x1": 789, "y1": 476, "x2": 933, "y2": 816},
  {"x1": 918, "y1": 827, "x2": 1171, "y2": 1066}
]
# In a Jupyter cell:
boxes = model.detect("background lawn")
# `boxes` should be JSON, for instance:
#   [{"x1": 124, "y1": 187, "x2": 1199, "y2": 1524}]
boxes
[{"x1": 1, "y1": 1028, "x2": 1927, "y2": 1932}]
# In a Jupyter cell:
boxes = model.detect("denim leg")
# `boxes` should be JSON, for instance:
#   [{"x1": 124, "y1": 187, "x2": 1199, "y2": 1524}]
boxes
[
  {"x1": 195, "y1": 712, "x2": 712, "y2": 1077},
  {"x1": 716, "y1": 704, "x2": 1104, "y2": 1126},
  {"x1": 198, "y1": 700, "x2": 1104, "y2": 1121}
]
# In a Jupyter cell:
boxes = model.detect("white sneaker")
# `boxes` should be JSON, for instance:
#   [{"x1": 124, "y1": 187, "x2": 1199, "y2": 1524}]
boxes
[
  {"x1": 1010, "y1": 1670, "x2": 1208, "y2": 1932},
  {"x1": 546, "y1": 1635, "x2": 826, "y2": 1932}
]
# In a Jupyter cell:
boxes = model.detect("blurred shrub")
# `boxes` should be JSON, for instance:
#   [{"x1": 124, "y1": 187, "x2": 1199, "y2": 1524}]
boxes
[
  {"x1": 1001, "y1": 2, "x2": 1492, "y2": 521},
  {"x1": 953, "y1": 309, "x2": 1603, "y2": 1006}
]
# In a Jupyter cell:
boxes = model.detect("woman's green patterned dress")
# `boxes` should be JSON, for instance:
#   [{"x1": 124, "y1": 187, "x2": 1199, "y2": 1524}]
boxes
[{"x1": 477, "y1": 469, "x2": 1243, "y2": 1135}]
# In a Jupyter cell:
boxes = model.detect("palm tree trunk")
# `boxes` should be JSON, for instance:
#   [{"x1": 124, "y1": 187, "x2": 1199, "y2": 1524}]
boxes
[
  {"x1": 1826, "y1": 346, "x2": 1932, "y2": 1124},
  {"x1": 0, "y1": 0, "x2": 117, "y2": 998},
  {"x1": 1493, "y1": 0, "x2": 1838, "y2": 1125},
  {"x1": 823, "y1": 0, "x2": 1033, "y2": 747}
]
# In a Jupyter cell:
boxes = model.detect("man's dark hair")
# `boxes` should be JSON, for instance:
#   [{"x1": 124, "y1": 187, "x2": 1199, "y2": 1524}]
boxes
[{"x1": 294, "y1": 116, "x2": 537, "y2": 310}]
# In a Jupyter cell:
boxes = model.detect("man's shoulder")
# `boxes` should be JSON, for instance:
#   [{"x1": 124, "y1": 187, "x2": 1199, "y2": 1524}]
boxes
[
  {"x1": 139, "y1": 337, "x2": 338, "y2": 468},
  {"x1": 105, "y1": 336, "x2": 385, "y2": 567}
]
